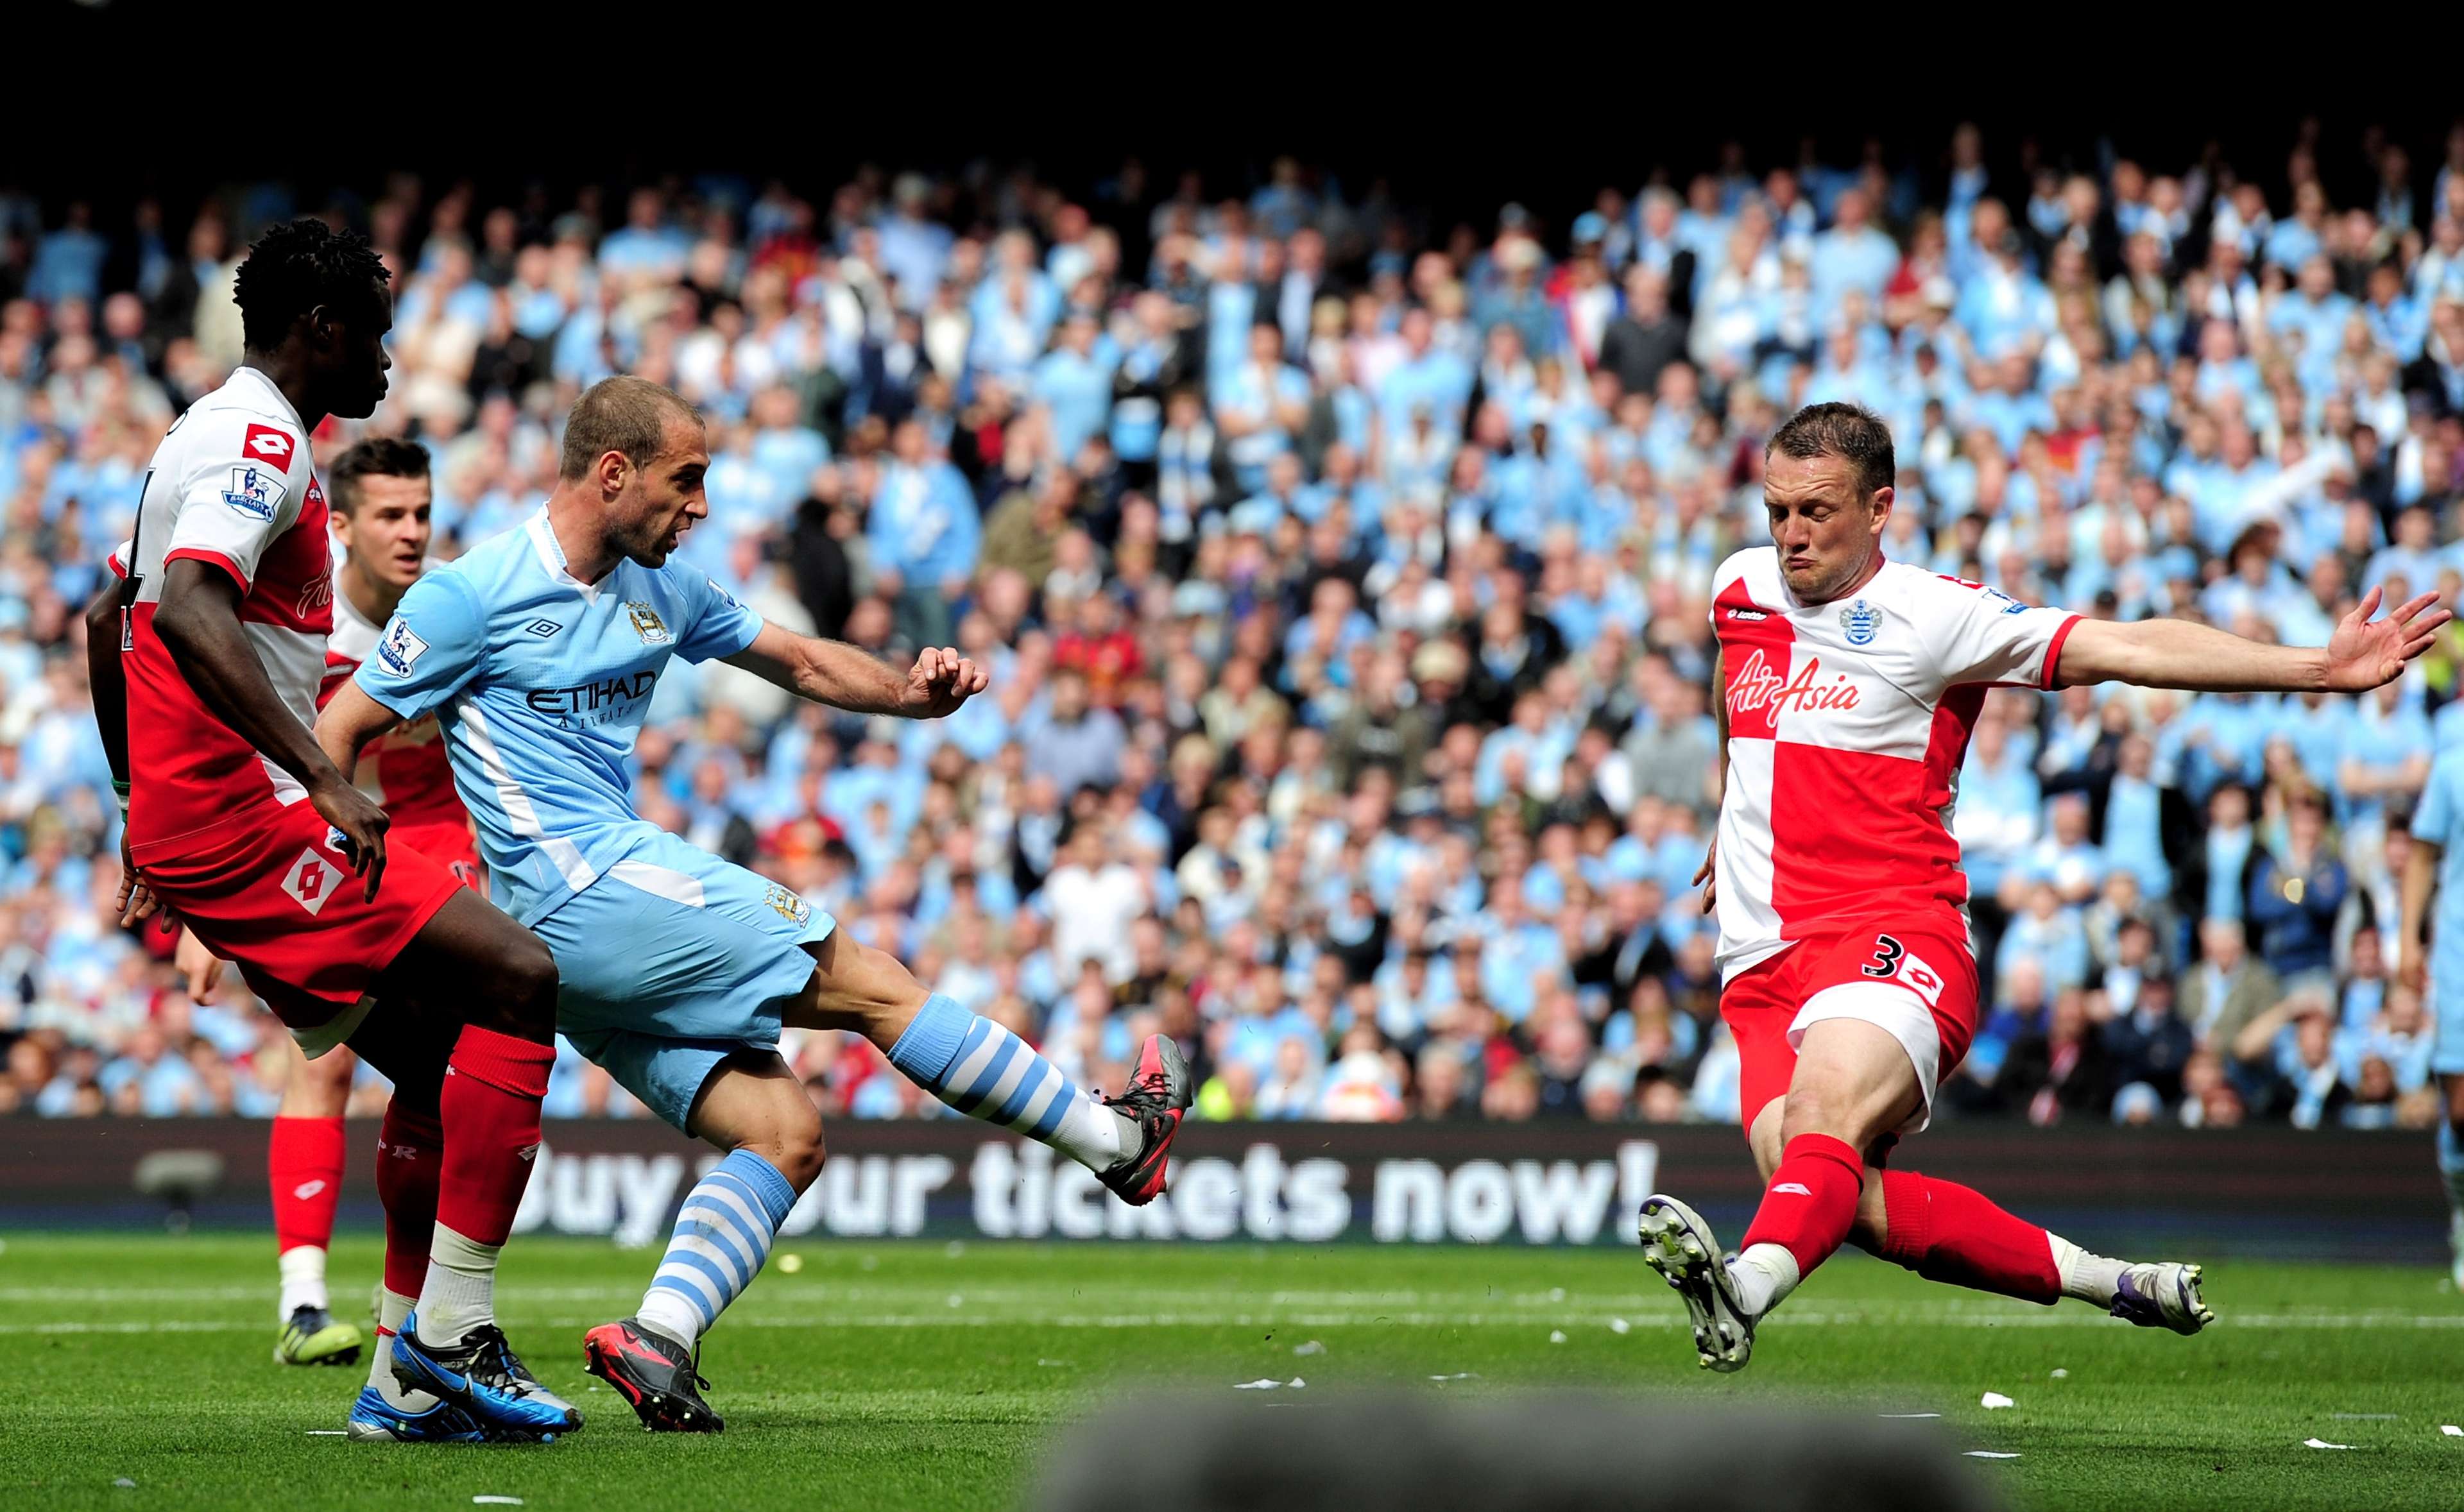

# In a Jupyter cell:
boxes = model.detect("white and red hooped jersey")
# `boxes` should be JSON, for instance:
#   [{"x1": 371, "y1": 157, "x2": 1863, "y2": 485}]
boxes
[
  {"x1": 319, "y1": 563, "x2": 469, "y2": 833},
  {"x1": 114, "y1": 368, "x2": 334, "y2": 852},
  {"x1": 1708, "y1": 548, "x2": 2080, "y2": 983}
]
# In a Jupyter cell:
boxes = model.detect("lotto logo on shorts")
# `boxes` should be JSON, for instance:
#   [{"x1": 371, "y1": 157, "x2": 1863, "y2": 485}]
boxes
[{"x1": 281, "y1": 847, "x2": 347, "y2": 917}]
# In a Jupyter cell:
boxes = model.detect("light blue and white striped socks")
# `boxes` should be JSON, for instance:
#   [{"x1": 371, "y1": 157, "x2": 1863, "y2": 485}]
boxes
[
  {"x1": 889, "y1": 994, "x2": 1132, "y2": 1171},
  {"x1": 635, "y1": 1150, "x2": 798, "y2": 1349}
]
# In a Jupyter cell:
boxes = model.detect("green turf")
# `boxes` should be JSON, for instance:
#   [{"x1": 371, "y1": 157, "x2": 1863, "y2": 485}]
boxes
[{"x1": 3, "y1": 1234, "x2": 2460, "y2": 1511}]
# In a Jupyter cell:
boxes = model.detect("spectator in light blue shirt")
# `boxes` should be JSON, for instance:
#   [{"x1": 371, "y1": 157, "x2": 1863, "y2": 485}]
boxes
[
  {"x1": 1473, "y1": 879, "x2": 1568, "y2": 1024},
  {"x1": 1809, "y1": 188, "x2": 1899, "y2": 320},
  {"x1": 2336, "y1": 678, "x2": 2433, "y2": 831},
  {"x1": 868, "y1": 418, "x2": 979, "y2": 649},
  {"x1": 25, "y1": 203, "x2": 106, "y2": 306},
  {"x1": 1031, "y1": 312, "x2": 1119, "y2": 464}
]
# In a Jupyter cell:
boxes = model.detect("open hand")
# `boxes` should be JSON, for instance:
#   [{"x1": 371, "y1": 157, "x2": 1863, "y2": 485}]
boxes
[
  {"x1": 904, "y1": 646, "x2": 988, "y2": 719},
  {"x1": 2323, "y1": 586, "x2": 2451, "y2": 693}
]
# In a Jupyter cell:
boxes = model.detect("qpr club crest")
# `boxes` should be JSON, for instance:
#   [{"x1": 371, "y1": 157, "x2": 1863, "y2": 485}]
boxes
[{"x1": 1842, "y1": 599, "x2": 1881, "y2": 647}]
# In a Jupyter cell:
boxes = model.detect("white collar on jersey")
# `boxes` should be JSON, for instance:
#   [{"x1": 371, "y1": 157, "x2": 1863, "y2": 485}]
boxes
[
  {"x1": 228, "y1": 364, "x2": 307, "y2": 429},
  {"x1": 526, "y1": 506, "x2": 606, "y2": 602}
]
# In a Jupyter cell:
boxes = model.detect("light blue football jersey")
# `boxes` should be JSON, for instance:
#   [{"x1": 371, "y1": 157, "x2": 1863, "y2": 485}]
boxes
[{"x1": 354, "y1": 507, "x2": 762, "y2": 926}]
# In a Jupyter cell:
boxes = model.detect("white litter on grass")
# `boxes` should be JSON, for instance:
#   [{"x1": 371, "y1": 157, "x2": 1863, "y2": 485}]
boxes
[
  {"x1": 1036, "y1": 1359, "x2": 1070, "y2": 1368},
  {"x1": 2302, "y1": 1438, "x2": 2354, "y2": 1450},
  {"x1": 1548, "y1": 1330, "x2": 1568, "y2": 1344},
  {"x1": 474, "y1": 1499, "x2": 526, "y2": 1506},
  {"x1": 1428, "y1": 1372, "x2": 1480, "y2": 1382},
  {"x1": 113, "y1": 1479, "x2": 136, "y2": 1488},
  {"x1": 305, "y1": 1429, "x2": 347, "y2": 1436},
  {"x1": 1962, "y1": 1452, "x2": 2021, "y2": 1460},
  {"x1": 1980, "y1": 1392, "x2": 2015, "y2": 1410},
  {"x1": 1609, "y1": 1318, "x2": 1631, "y2": 1335},
  {"x1": 2049, "y1": 1368, "x2": 2069, "y2": 1379},
  {"x1": 1878, "y1": 1413, "x2": 1942, "y2": 1420},
  {"x1": 2442, "y1": 1425, "x2": 2462, "y2": 1437},
  {"x1": 1235, "y1": 1379, "x2": 1283, "y2": 1390},
  {"x1": 1288, "y1": 1377, "x2": 1306, "y2": 1388},
  {"x1": 1292, "y1": 1340, "x2": 1325, "y2": 1356}
]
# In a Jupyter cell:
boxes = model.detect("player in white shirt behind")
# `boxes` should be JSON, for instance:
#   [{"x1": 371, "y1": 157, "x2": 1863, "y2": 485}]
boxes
[{"x1": 1638, "y1": 403, "x2": 2447, "y2": 1373}]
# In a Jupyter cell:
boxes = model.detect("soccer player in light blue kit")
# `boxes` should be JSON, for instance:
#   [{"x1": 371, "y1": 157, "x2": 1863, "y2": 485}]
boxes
[
  {"x1": 2399, "y1": 754, "x2": 2464, "y2": 1291},
  {"x1": 317, "y1": 377, "x2": 1190, "y2": 1431}
]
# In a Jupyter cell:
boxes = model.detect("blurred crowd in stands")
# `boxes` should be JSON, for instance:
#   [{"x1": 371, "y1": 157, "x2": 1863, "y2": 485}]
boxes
[{"x1": 5, "y1": 119, "x2": 2464, "y2": 1130}]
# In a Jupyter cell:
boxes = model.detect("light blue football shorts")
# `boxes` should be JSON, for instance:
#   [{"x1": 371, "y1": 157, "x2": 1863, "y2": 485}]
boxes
[{"x1": 533, "y1": 829, "x2": 835, "y2": 1130}]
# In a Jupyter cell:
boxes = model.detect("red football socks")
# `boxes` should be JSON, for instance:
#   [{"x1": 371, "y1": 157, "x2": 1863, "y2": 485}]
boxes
[
  {"x1": 375, "y1": 1102, "x2": 445, "y2": 1300},
  {"x1": 268, "y1": 1115, "x2": 345, "y2": 1257},
  {"x1": 1877, "y1": 1169, "x2": 2061, "y2": 1305},
  {"x1": 1739, "y1": 1132, "x2": 1865, "y2": 1277},
  {"x1": 434, "y1": 1026, "x2": 553, "y2": 1248}
]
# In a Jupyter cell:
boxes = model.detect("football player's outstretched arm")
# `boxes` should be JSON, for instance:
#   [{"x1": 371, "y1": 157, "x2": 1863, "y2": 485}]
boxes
[
  {"x1": 2402, "y1": 833, "x2": 2441, "y2": 994},
  {"x1": 1695, "y1": 647, "x2": 1724, "y2": 913},
  {"x1": 83, "y1": 577, "x2": 158, "y2": 925},
  {"x1": 154, "y1": 559, "x2": 391, "y2": 894},
  {"x1": 2053, "y1": 586, "x2": 2450, "y2": 695},
  {"x1": 314, "y1": 677, "x2": 407, "y2": 783},
  {"x1": 723, "y1": 621, "x2": 988, "y2": 719}
]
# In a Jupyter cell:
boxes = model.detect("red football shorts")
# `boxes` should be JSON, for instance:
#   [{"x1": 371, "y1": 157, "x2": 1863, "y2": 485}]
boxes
[
  {"x1": 132, "y1": 802, "x2": 462, "y2": 1033},
  {"x1": 391, "y1": 820, "x2": 486, "y2": 894},
  {"x1": 1719, "y1": 916, "x2": 1980, "y2": 1139}
]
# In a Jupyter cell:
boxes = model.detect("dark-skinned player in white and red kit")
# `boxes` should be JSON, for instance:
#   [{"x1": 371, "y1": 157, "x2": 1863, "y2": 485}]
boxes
[
  {"x1": 1638, "y1": 403, "x2": 2449, "y2": 1372},
  {"x1": 87, "y1": 219, "x2": 578, "y2": 1440}
]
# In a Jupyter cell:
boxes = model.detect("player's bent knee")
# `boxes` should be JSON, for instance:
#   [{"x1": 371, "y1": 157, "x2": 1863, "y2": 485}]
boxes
[
  {"x1": 481, "y1": 936, "x2": 560, "y2": 1040},
  {"x1": 746, "y1": 1109, "x2": 825, "y2": 1192}
]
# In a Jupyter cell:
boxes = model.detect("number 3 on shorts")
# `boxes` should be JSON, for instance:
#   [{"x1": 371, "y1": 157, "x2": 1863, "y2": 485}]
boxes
[
  {"x1": 1861, "y1": 934, "x2": 1906, "y2": 978},
  {"x1": 1862, "y1": 931, "x2": 1945, "y2": 1006}
]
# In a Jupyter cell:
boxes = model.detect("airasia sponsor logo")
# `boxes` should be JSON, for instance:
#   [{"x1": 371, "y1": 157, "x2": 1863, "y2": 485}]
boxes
[{"x1": 1725, "y1": 649, "x2": 1861, "y2": 718}]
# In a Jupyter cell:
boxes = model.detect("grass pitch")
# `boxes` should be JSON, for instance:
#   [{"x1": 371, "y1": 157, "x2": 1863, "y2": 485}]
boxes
[{"x1": 3, "y1": 1234, "x2": 2460, "y2": 1511}]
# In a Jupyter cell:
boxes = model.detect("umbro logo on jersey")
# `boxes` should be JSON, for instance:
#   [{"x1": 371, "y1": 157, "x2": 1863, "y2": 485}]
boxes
[
  {"x1": 241, "y1": 423, "x2": 296, "y2": 465},
  {"x1": 1726, "y1": 606, "x2": 1770, "y2": 621},
  {"x1": 524, "y1": 618, "x2": 563, "y2": 637}
]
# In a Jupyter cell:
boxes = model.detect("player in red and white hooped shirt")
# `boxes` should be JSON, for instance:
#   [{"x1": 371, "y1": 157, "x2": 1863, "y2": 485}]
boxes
[
  {"x1": 142, "y1": 437, "x2": 486, "y2": 1372},
  {"x1": 84, "y1": 220, "x2": 573, "y2": 1441},
  {"x1": 1636, "y1": 403, "x2": 2450, "y2": 1373}
]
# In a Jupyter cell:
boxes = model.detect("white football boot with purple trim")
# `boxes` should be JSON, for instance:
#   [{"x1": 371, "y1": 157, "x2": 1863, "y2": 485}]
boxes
[{"x1": 2107, "y1": 1261, "x2": 2214, "y2": 1334}]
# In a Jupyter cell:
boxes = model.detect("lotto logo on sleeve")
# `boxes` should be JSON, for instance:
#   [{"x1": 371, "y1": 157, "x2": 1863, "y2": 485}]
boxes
[
  {"x1": 375, "y1": 616, "x2": 429, "y2": 677},
  {"x1": 241, "y1": 424, "x2": 296, "y2": 466},
  {"x1": 280, "y1": 848, "x2": 346, "y2": 917}
]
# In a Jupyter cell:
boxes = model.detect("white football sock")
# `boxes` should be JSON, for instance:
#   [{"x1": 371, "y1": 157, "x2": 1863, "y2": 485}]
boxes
[
  {"x1": 370, "y1": 1287, "x2": 437, "y2": 1410},
  {"x1": 1049, "y1": 1091, "x2": 1136, "y2": 1172},
  {"x1": 2048, "y1": 1232, "x2": 2125, "y2": 1306},
  {"x1": 1729, "y1": 1242, "x2": 1801, "y2": 1318},
  {"x1": 415, "y1": 1224, "x2": 501, "y2": 1345},
  {"x1": 278, "y1": 1244, "x2": 329, "y2": 1319}
]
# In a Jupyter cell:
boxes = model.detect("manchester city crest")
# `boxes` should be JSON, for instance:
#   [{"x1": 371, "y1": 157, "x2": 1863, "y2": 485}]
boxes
[
  {"x1": 626, "y1": 601, "x2": 672, "y2": 645},
  {"x1": 1842, "y1": 599, "x2": 1881, "y2": 647}
]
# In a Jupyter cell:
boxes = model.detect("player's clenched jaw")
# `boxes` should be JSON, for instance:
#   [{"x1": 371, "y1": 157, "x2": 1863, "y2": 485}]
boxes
[
  {"x1": 1763, "y1": 451, "x2": 1889, "y2": 604},
  {"x1": 608, "y1": 416, "x2": 711, "y2": 569}
]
